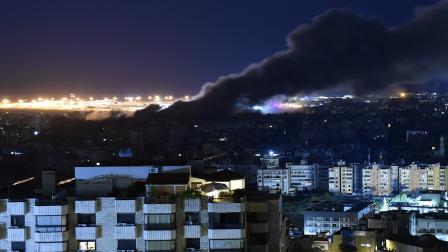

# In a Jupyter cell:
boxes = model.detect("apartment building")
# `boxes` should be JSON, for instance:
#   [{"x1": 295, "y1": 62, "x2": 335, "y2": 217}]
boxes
[
  {"x1": 361, "y1": 163, "x2": 448, "y2": 196},
  {"x1": 303, "y1": 201, "x2": 373, "y2": 235},
  {"x1": 362, "y1": 164, "x2": 399, "y2": 196},
  {"x1": 426, "y1": 164, "x2": 446, "y2": 191},
  {"x1": 0, "y1": 166, "x2": 284, "y2": 252},
  {"x1": 399, "y1": 163, "x2": 426, "y2": 194},
  {"x1": 328, "y1": 161, "x2": 354, "y2": 195},
  {"x1": 286, "y1": 160, "x2": 318, "y2": 192}
]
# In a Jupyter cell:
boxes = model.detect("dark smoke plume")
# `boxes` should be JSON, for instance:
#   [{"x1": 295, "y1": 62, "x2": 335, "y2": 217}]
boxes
[{"x1": 160, "y1": 1, "x2": 448, "y2": 119}]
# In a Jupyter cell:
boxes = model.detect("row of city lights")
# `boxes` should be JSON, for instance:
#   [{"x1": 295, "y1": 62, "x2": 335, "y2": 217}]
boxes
[
  {"x1": 1, "y1": 95, "x2": 191, "y2": 104},
  {"x1": 0, "y1": 94, "x2": 192, "y2": 111}
]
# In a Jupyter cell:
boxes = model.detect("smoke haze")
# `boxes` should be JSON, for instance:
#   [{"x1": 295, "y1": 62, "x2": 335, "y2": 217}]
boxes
[{"x1": 159, "y1": 1, "x2": 448, "y2": 119}]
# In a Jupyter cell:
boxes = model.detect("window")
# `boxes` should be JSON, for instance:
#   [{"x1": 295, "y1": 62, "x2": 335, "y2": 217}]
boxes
[
  {"x1": 209, "y1": 213, "x2": 243, "y2": 229},
  {"x1": 185, "y1": 238, "x2": 200, "y2": 249},
  {"x1": 35, "y1": 215, "x2": 67, "y2": 232},
  {"x1": 117, "y1": 213, "x2": 135, "y2": 225},
  {"x1": 145, "y1": 214, "x2": 175, "y2": 229},
  {"x1": 209, "y1": 239, "x2": 244, "y2": 249},
  {"x1": 77, "y1": 214, "x2": 95, "y2": 226},
  {"x1": 185, "y1": 212, "x2": 200, "y2": 225},
  {"x1": 117, "y1": 239, "x2": 136, "y2": 250},
  {"x1": 12, "y1": 241, "x2": 25, "y2": 252},
  {"x1": 145, "y1": 240, "x2": 175, "y2": 251},
  {"x1": 11, "y1": 215, "x2": 25, "y2": 227},
  {"x1": 79, "y1": 241, "x2": 96, "y2": 251}
]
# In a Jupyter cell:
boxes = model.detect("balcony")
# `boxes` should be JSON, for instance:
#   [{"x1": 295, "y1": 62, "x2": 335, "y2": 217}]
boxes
[
  {"x1": 35, "y1": 230, "x2": 69, "y2": 242},
  {"x1": 75, "y1": 225, "x2": 97, "y2": 240},
  {"x1": 37, "y1": 242, "x2": 68, "y2": 252},
  {"x1": 34, "y1": 199, "x2": 68, "y2": 215},
  {"x1": 115, "y1": 224, "x2": 136, "y2": 239},
  {"x1": 143, "y1": 229, "x2": 176, "y2": 240},
  {"x1": 7, "y1": 200, "x2": 26, "y2": 215},
  {"x1": 144, "y1": 199, "x2": 176, "y2": 214},
  {"x1": 208, "y1": 228, "x2": 245, "y2": 239},
  {"x1": 115, "y1": 199, "x2": 136, "y2": 213},
  {"x1": 7, "y1": 227, "x2": 26, "y2": 241},
  {"x1": 184, "y1": 198, "x2": 201, "y2": 212},
  {"x1": 208, "y1": 202, "x2": 245, "y2": 213},
  {"x1": 184, "y1": 225, "x2": 201, "y2": 238},
  {"x1": 75, "y1": 200, "x2": 96, "y2": 214}
]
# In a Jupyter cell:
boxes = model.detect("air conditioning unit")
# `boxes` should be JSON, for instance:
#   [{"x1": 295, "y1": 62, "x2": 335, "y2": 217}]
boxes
[
  {"x1": 78, "y1": 224, "x2": 87, "y2": 227},
  {"x1": 185, "y1": 221, "x2": 193, "y2": 225},
  {"x1": 186, "y1": 248, "x2": 198, "y2": 252}
]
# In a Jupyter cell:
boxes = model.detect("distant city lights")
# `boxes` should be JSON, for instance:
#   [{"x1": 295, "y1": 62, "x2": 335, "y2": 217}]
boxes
[{"x1": 0, "y1": 94, "x2": 192, "y2": 112}]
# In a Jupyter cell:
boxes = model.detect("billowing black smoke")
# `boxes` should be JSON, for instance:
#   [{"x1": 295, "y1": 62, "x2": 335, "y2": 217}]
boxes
[{"x1": 160, "y1": 1, "x2": 448, "y2": 119}]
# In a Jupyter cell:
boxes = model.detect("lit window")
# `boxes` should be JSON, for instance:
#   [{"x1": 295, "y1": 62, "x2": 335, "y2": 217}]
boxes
[{"x1": 79, "y1": 241, "x2": 96, "y2": 250}]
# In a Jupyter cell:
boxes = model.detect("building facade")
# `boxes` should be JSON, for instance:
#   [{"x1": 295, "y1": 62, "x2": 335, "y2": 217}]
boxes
[
  {"x1": 328, "y1": 161, "x2": 354, "y2": 195},
  {"x1": 303, "y1": 202, "x2": 373, "y2": 235},
  {"x1": 0, "y1": 167, "x2": 283, "y2": 252},
  {"x1": 287, "y1": 160, "x2": 318, "y2": 192}
]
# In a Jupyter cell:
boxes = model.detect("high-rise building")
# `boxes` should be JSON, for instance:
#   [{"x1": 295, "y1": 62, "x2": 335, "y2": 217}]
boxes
[
  {"x1": 329, "y1": 161, "x2": 353, "y2": 195},
  {"x1": 287, "y1": 160, "x2": 318, "y2": 192},
  {"x1": 426, "y1": 163, "x2": 446, "y2": 191},
  {"x1": 362, "y1": 164, "x2": 399, "y2": 196},
  {"x1": 399, "y1": 163, "x2": 423, "y2": 194},
  {"x1": 257, "y1": 168, "x2": 290, "y2": 194}
]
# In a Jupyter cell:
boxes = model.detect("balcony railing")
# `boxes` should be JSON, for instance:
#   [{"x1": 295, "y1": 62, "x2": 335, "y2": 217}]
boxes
[
  {"x1": 35, "y1": 230, "x2": 69, "y2": 242},
  {"x1": 7, "y1": 227, "x2": 26, "y2": 241},
  {"x1": 7, "y1": 200, "x2": 26, "y2": 215},
  {"x1": 115, "y1": 224, "x2": 136, "y2": 239},
  {"x1": 75, "y1": 225, "x2": 97, "y2": 240}
]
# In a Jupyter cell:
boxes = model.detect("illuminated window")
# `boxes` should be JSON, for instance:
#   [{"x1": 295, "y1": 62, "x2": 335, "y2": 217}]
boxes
[{"x1": 79, "y1": 241, "x2": 96, "y2": 250}]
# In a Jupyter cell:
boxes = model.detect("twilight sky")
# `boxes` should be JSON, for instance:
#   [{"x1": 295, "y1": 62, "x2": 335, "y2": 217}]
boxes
[{"x1": 0, "y1": 0, "x2": 439, "y2": 96}]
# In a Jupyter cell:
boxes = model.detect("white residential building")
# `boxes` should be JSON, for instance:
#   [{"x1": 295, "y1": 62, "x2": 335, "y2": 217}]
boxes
[
  {"x1": 287, "y1": 161, "x2": 318, "y2": 192},
  {"x1": 257, "y1": 168, "x2": 290, "y2": 194},
  {"x1": 329, "y1": 161, "x2": 353, "y2": 195}
]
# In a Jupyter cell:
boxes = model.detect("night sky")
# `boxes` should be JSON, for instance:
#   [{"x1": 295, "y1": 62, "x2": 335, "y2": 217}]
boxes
[{"x1": 0, "y1": 0, "x2": 439, "y2": 96}]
